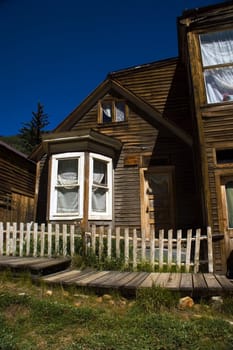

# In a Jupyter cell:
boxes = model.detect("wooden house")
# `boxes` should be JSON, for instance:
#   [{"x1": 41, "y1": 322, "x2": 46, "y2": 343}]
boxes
[
  {"x1": 30, "y1": 1, "x2": 233, "y2": 274},
  {"x1": 0, "y1": 141, "x2": 36, "y2": 223}
]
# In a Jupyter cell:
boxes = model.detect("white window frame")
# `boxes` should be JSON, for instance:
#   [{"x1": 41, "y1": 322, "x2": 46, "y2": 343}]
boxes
[
  {"x1": 199, "y1": 29, "x2": 233, "y2": 104},
  {"x1": 49, "y1": 152, "x2": 84, "y2": 221},
  {"x1": 88, "y1": 153, "x2": 112, "y2": 220}
]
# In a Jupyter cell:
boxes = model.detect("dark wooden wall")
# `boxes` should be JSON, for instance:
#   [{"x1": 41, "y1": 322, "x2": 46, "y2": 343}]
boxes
[{"x1": 0, "y1": 143, "x2": 36, "y2": 223}]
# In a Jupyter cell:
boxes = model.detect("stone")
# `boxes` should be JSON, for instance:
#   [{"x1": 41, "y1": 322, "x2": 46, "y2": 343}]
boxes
[{"x1": 179, "y1": 296, "x2": 194, "y2": 309}]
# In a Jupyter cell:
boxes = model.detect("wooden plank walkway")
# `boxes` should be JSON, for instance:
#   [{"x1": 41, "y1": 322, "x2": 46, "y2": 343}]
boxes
[
  {"x1": 0, "y1": 257, "x2": 232, "y2": 298},
  {"x1": 42, "y1": 269, "x2": 233, "y2": 298}
]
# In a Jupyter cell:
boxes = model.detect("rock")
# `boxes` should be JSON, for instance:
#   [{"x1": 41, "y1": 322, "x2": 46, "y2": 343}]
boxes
[
  {"x1": 179, "y1": 296, "x2": 194, "y2": 309},
  {"x1": 102, "y1": 294, "x2": 112, "y2": 301},
  {"x1": 45, "y1": 290, "x2": 53, "y2": 296}
]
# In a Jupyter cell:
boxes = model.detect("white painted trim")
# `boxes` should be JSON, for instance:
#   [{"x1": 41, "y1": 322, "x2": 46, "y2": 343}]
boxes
[
  {"x1": 49, "y1": 152, "x2": 85, "y2": 221},
  {"x1": 88, "y1": 153, "x2": 112, "y2": 220}
]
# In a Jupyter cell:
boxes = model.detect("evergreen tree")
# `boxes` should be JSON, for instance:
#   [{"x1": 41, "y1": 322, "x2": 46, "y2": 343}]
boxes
[{"x1": 19, "y1": 102, "x2": 49, "y2": 154}]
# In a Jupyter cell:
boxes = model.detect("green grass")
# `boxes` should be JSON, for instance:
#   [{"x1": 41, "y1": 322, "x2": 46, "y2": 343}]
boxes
[{"x1": 0, "y1": 273, "x2": 233, "y2": 350}]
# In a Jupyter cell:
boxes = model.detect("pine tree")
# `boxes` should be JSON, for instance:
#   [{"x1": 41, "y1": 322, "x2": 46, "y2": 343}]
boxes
[{"x1": 19, "y1": 102, "x2": 49, "y2": 154}]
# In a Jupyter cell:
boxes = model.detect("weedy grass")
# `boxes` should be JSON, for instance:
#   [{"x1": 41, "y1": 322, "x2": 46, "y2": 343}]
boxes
[{"x1": 0, "y1": 272, "x2": 233, "y2": 349}]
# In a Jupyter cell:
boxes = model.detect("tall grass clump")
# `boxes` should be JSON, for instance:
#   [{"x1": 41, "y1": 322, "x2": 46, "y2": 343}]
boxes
[{"x1": 135, "y1": 284, "x2": 180, "y2": 312}]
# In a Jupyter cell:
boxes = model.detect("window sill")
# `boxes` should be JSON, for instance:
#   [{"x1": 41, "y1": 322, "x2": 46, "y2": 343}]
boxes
[{"x1": 96, "y1": 121, "x2": 128, "y2": 128}]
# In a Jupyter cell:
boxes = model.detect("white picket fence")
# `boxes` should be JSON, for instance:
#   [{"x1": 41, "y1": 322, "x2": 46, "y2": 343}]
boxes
[{"x1": 0, "y1": 222, "x2": 213, "y2": 273}]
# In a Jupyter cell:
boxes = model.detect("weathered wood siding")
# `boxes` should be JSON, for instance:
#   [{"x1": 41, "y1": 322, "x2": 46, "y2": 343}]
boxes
[
  {"x1": 0, "y1": 143, "x2": 36, "y2": 223},
  {"x1": 110, "y1": 58, "x2": 193, "y2": 134},
  {"x1": 202, "y1": 106, "x2": 233, "y2": 273}
]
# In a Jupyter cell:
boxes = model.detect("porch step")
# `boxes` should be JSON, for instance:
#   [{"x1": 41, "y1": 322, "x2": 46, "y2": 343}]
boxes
[{"x1": 0, "y1": 256, "x2": 71, "y2": 277}]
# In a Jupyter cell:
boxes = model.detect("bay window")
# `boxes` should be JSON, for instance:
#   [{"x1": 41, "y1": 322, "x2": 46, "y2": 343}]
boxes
[
  {"x1": 199, "y1": 29, "x2": 233, "y2": 104},
  {"x1": 49, "y1": 152, "x2": 112, "y2": 221}
]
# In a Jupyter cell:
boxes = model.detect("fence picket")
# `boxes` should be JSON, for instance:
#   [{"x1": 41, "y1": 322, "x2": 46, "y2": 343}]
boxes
[
  {"x1": 12, "y1": 222, "x2": 17, "y2": 257},
  {"x1": 168, "y1": 229, "x2": 173, "y2": 268},
  {"x1": 48, "y1": 223, "x2": 52, "y2": 257},
  {"x1": 185, "y1": 229, "x2": 192, "y2": 272},
  {"x1": 176, "y1": 229, "x2": 182, "y2": 269},
  {"x1": 0, "y1": 222, "x2": 3, "y2": 255},
  {"x1": 26, "y1": 223, "x2": 31, "y2": 256},
  {"x1": 194, "y1": 229, "x2": 201, "y2": 273},
  {"x1": 124, "y1": 228, "x2": 129, "y2": 267},
  {"x1": 141, "y1": 229, "x2": 146, "y2": 261},
  {"x1": 133, "y1": 229, "x2": 137, "y2": 269},
  {"x1": 33, "y1": 223, "x2": 38, "y2": 257},
  {"x1": 63, "y1": 224, "x2": 67, "y2": 256},
  {"x1": 55, "y1": 224, "x2": 60, "y2": 255},
  {"x1": 6, "y1": 222, "x2": 10, "y2": 256},
  {"x1": 107, "y1": 227, "x2": 112, "y2": 259},
  {"x1": 70, "y1": 224, "x2": 75, "y2": 257},
  {"x1": 207, "y1": 226, "x2": 213, "y2": 273},
  {"x1": 91, "y1": 225, "x2": 96, "y2": 255},
  {"x1": 19, "y1": 222, "x2": 24, "y2": 257},
  {"x1": 116, "y1": 227, "x2": 120, "y2": 259},
  {"x1": 40, "y1": 223, "x2": 45, "y2": 257},
  {"x1": 99, "y1": 226, "x2": 104, "y2": 259},
  {"x1": 150, "y1": 229, "x2": 155, "y2": 269},
  {"x1": 159, "y1": 229, "x2": 164, "y2": 270}
]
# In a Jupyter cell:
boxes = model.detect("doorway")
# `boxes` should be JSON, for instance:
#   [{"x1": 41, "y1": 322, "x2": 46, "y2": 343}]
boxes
[{"x1": 140, "y1": 167, "x2": 175, "y2": 237}]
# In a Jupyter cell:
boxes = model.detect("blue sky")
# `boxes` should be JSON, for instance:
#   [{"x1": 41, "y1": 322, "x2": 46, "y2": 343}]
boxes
[{"x1": 0, "y1": 0, "x2": 225, "y2": 136}]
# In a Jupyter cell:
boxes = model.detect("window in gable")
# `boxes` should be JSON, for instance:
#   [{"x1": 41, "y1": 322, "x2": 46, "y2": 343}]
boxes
[
  {"x1": 216, "y1": 149, "x2": 233, "y2": 164},
  {"x1": 199, "y1": 29, "x2": 233, "y2": 104},
  {"x1": 98, "y1": 100, "x2": 126, "y2": 124}
]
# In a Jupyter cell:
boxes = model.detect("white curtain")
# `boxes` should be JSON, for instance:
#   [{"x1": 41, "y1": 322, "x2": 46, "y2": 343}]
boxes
[
  {"x1": 115, "y1": 102, "x2": 125, "y2": 122},
  {"x1": 226, "y1": 181, "x2": 233, "y2": 228},
  {"x1": 57, "y1": 159, "x2": 79, "y2": 213},
  {"x1": 102, "y1": 103, "x2": 112, "y2": 122},
  {"x1": 204, "y1": 67, "x2": 233, "y2": 103},
  {"x1": 200, "y1": 30, "x2": 233, "y2": 66},
  {"x1": 200, "y1": 30, "x2": 233, "y2": 103},
  {"x1": 92, "y1": 160, "x2": 107, "y2": 212}
]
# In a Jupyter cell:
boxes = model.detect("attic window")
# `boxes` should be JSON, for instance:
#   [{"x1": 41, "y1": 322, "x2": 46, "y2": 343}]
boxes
[
  {"x1": 199, "y1": 29, "x2": 233, "y2": 104},
  {"x1": 216, "y1": 149, "x2": 233, "y2": 164},
  {"x1": 98, "y1": 100, "x2": 126, "y2": 123}
]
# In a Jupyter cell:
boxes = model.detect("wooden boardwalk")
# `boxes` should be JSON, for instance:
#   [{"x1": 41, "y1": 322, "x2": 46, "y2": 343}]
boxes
[
  {"x1": 42, "y1": 269, "x2": 233, "y2": 298},
  {"x1": 0, "y1": 257, "x2": 232, "y2": 298}
]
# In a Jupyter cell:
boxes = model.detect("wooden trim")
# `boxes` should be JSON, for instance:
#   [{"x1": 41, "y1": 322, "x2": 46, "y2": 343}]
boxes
[{"x1": 83, "y1": 152, "x2": 89, "y2": 231}]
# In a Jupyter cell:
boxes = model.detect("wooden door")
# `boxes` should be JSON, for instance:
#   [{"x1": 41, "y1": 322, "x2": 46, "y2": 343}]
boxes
[
  {"x1": 140, "y1": 167, "x2": 175, "y2": 237},
  {"x1": 220, "y1": 176, "x2": 233, "y2": 234}
]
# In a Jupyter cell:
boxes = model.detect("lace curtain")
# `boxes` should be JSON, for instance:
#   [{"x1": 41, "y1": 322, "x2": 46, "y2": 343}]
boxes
[
  {"x1": 200, "y1": 29, "x2": 233, "y2": 103},
  {"x1": 102, "y1": 103, "x2": 112, "y2": 123},
  {"x1": 226, "y1": 181, "x2": 233, "y2": 229},
  {"x1": 92, "y1": 160, "x2": 107, "y2": 212},
  {"x1": 57, "y1": 159, "x2": 79, "y2": 213}
]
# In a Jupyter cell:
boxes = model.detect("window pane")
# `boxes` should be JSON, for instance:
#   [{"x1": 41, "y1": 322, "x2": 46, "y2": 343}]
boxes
[
  {"x1": 92, "y1": 187, "x2": 106, "y2": 212},
  {"x1": 57, "y1": 187, "x2": 79, "y2": 213},
  {"x1": 102, "y1": 103, "x2": 112, "y2": 123},
  {"x1": 204, "y1": 66, "x2": 233, "y2": 103},
  {"x1": 93, "y1": 159, "x2": 107, "y2": 185},
  {"x1": 216, "y1": 149, "x2": 233, "y2": 164},
  {"x1": 57, "y1": 159, "x2": 78, "y2": 186},
  {"x1": 226, "y1": 181, "x2": 233, "y2": 228},
  {"x1": 200, "y1": 29, "x2": 233, "y2": 67},
  {"x1": 115, "y1": 101, "x2": 125, "y2": 122}
]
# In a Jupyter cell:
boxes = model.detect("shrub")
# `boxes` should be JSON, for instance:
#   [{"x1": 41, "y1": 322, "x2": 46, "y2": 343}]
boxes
[{"x1": 135, "y1": 284, "x2": 180, "y2": 312}]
